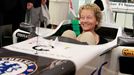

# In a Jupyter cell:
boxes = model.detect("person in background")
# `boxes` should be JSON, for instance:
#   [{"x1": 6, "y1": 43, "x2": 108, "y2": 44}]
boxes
[
  {"x1": 26, "y1": 0, "x2": 50, "y2": 27},
  {"x1": 62, "y1": 3, "x2": 107, "y2": 45},
  {"x1": 40, "y1": 0, "x2": 50, "y2": 27}
]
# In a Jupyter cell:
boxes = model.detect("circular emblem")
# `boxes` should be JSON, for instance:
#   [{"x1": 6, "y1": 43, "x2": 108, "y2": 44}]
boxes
[{"x1": 0, "y1": 57, "x2": 37, "y2": 75}]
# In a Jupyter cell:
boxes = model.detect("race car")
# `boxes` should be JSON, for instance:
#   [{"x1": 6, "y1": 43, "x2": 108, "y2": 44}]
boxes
[
  {"x1": 1, "y1": 18, "x2": 133, "y2": 75},
  {"x1": 1, "y1": 0, "x2": 134, "y2": 75}
]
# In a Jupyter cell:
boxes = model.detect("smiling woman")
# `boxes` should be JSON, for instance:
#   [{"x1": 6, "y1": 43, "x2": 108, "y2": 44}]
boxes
[{"x1": 62, "y1": 3, "x2": 107, "y2": 45}]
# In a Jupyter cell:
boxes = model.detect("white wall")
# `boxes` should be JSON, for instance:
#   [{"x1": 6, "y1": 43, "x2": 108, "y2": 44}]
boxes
[{"x1": 49, "y1": 0, "x2": 69, "y2": 25}]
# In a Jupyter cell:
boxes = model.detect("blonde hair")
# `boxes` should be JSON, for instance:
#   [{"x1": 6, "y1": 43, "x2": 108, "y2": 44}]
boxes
[{"x1": 79, "y1": 3, "x2": 102, "y2": 30}]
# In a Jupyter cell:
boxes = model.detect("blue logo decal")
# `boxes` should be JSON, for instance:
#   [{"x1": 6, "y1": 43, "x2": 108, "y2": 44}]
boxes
[{"x1": 0, "y1": 57, "x2": 37, "y2": 75}]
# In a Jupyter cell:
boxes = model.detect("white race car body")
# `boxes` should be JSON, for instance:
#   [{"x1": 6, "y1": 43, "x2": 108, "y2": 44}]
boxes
[
  {"x1": 3, "y1": 21, "x2": 134, "y2": 75},
  {"x1": 2, "y1": 0, "x2": 134, "y2": 75}
]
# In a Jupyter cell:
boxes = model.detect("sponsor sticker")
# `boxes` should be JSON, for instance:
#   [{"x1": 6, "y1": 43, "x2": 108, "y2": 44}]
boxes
[
  {"x1": 0, "y1": 57, "x2": 37, "y2": 75},
  {"x1": 122, "y1": 48, "x2": 134, "y2": 56}
]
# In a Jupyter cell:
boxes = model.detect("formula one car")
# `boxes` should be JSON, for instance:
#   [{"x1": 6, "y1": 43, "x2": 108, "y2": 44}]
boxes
[
  {"x1": 1, "y1": 18, "x2": 134, "y2": 75},
  {"x1": 1, "y1": 0, "x2": 134, "y2": 74}
]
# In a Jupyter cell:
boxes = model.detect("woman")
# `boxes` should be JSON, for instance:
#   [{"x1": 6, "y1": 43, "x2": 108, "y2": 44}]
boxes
[{"x1": 62, "y1": 3, "x2": 107, "y2": 45}]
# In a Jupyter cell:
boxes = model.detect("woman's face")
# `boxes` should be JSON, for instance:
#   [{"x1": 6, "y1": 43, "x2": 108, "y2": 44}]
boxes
[{"x1": 80, "y1": 9, "x2": 98, "y2": 32}]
